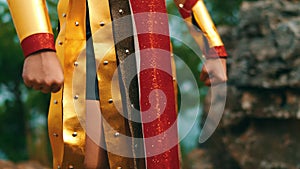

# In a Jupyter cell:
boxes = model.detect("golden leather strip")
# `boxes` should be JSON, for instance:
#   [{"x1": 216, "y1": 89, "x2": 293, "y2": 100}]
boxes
[
  {"x1": 87, "y1": 0, "x2": 112, "y2": 35},
  {"x1": 47, "y1": 1, "x2": 69, "y2": 168},
  {"x1": 61, "y1": 40, "x2": 86, "y2": 169},
  {"x1": 97, "y1": 46, "x2": 135, "y2": 169},
  {"x1": 48, "y1": 91, "x2": 64, "y2": 168},
  {"x1": 56, "y1": 0, "x2": 68, "y2": 64},
  {"x1": 7, "y1": 0, "x2": 53, "y2": 41},
  {"x1": 192, "y1": 0, "x2": 224, "y2": 47},
  {"x1": 61, "y1": 0, "x2": 86, "y2": 168},
  {"x1": 88, "y1": 0, "x2": 135, "y2": 168}
]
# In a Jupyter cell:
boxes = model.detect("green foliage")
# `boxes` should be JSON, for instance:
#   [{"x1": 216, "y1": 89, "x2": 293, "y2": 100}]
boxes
[
  {"x1": 0, "y1": 1, "x2": 54, "y2": 163},
  {"x1": 204, "y1": 0, "x2": 244, "y2": 25},
  {"x1": 206, "y1": 0, "x2": 259, "y2": 25},
  {"x1": 0, "y1": 2, "x2": 27, "y2": 161}
]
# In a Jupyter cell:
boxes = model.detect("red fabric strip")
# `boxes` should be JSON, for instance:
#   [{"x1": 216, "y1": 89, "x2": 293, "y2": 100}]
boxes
[
  {"x1": 21, "y1": 33, "x2": 56, "y2": 57},
  {"x1": 130, "y1": 1, "x2": 180, "y2": 169}
]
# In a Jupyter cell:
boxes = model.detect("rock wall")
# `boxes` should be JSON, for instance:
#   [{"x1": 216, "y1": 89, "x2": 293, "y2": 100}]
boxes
[{"x1": 187, "y1": 0, "x2": 300, "y2": 169}]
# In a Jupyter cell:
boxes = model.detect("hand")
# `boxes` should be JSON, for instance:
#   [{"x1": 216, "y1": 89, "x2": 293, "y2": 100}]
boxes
[
  {"x1": 22, "y1": 51, "x2": 64, "y2": 93},
  {"x1": 200, "y1": 58, "x2": 227, "y2": 86}
]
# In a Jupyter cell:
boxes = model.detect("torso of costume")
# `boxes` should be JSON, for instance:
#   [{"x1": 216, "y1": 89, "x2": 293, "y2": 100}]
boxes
[{"x1": 7, "y1": 0, "x2": 227, "y2": 169}]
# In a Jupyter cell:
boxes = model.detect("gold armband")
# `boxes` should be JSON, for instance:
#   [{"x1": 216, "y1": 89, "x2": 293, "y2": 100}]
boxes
[
  {"x1": 192, "y1": 0, "x2": 223, "y2": 48},
  {"x1": 7, "y1": 0, "x2": 53, "y2": 42}
]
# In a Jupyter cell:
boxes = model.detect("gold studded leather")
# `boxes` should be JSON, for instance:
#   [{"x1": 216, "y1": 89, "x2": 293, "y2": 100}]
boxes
[{"x1": 50, "y1": 0, "x2": 141, "y2": 168}]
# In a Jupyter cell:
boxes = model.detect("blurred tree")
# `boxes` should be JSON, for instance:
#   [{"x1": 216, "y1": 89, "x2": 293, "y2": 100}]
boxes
[
  {"x1": 206, "y1": 0, "x2": 259, "y2": 25},
  {"x1": 0, "y1": 0, "x2": 58, "y2": 166},
  {"x1": 0, "y1": 0, "x2": 29, "y2": 161},
  {"x1": 205, "y1": 0, "x2": 244, "y2": 25}
]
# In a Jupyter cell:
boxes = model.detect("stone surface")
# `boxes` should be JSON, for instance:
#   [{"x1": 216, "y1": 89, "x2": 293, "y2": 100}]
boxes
[
  {"x1": 187, "y1": 0, "x2": 300, "y2": 169},
  {"x1": 229, "y1": 0, "x2": 300, "y2": 88},
  {"x1": 185, "y1": 149, "x2": 213, "y2": 169}
]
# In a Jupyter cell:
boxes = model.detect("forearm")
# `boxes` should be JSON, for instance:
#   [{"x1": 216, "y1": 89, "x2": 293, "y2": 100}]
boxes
[
  {"x1": 174, "y1": 0, "x2": 227, "y2": 58},
  {"x1": 7, "y1": 0, "x2": 55, "y2": 57}
]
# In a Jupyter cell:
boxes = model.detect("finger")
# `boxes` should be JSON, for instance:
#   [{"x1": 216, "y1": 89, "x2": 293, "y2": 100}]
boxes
[
  {"x1": 50, "y1": 84, "x2": 62, "y2": 93},
  {"x1": 208, "y1": 76, "x2": 227, "y2": 86},
  {"x1": 200, "y1": 67, "x2": 209, "y2": 82},
  {"x1": 200, "y1": 72, "x2": 208, "y2": 82},
  {"x1": 204, "y1": 77, "x2": 212, "y2": 86},
  {"x1": 32, "y1": 85, "x2": 42, "y2": 91},
  {"x1": 25, "y1": 82, "x2": 33, "y2": 89},
  {"x1": 23, "y1": 78, "x2": 33, "y2": 88},
  {"x1": 205, "y1": 76, "x2": 219, "y2": 86},
  {"x1": 212, "y1": 72, "x2": 227, "y2": 84},
  {"x1": 32, "y1": 85, "x2": 49, "y2": 93},
  {"x1": 41, "y1": 86, "x2": 52, "y2": 93}
]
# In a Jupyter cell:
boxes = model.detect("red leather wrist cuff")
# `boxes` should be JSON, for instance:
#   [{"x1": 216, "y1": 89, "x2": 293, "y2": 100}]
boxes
[
  {"x1": 21, "y1": 33, "x2": 56, "y2": 58},
  {"x1": 205, "y1": 46, "x2": 228, "y2": 59}
]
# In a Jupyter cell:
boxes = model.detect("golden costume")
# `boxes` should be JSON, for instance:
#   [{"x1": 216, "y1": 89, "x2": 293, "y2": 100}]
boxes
[{"x1": 7, "y1": 0, "x2": 227, "y2": 168}]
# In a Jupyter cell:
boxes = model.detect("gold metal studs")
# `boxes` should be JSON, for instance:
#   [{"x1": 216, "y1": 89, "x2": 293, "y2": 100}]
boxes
[
  {"x1": 114, "y1": 132, "x2": 120, "y2": 137},
  {"x1": 100, "y1": 21, "x2": 105, "y2": 26},
  {"x1": 119, "y1": 9, "x2": 124, "y2": 15},
  {"x1": 72, "y1": 132, "x2": 78, "y2": 137}
]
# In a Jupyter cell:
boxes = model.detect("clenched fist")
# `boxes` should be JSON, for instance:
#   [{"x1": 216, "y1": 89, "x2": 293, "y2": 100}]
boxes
[
  {"x1": 22, "y1": 51, "x2": 64, "y2": 93},
  {"x1": 200, "y1": 58, "x2": 227, "y2": 86}
]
